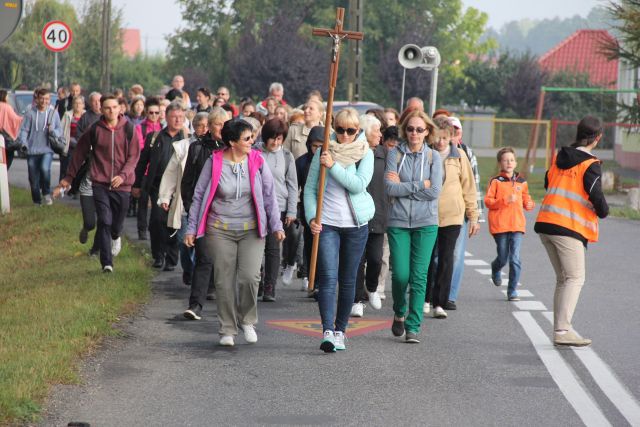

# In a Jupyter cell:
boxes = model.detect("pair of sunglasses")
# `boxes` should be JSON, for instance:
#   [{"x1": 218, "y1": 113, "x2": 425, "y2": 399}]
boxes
[
  {"x1": 406, "y1": 126, "x2": 426, "y2": 134},
  {"x1": 335, "y1": 127, "x2": 358, "y2": 136}
]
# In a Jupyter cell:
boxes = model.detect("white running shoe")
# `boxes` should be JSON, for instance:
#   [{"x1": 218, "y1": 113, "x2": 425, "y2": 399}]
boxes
[
  {"x1": 44, "y1": 195, "x2": 53, "y2": 205},
  {"x1": 379, "y1": 292, "x2": 386, "y2": 300},
  {"x1": 334, "y1": 331, "x2": 346, "y2": 350},
  {"x1": 301, "y1": 277, "x2": 309, "y2": 291},
  {"x1": 241, "y1": 324, "x2": 257, "y2": 343},
  {"x1": 423, "y1": 302, "x2": 431, "y2": 315},
  {"x1": 432, "y1": 306, "x2": 448, "y2": 319},
  {"x1": 219, "y1": 335, "x2": 235, "y2": 346},
  {"x1": 111, "y1": 237, "x2": 122, "y2": 257},
  {"x1": 350, "y1": 302, "x2": 364, "y2": 318},
  {"x1": 282, "y1": 263, "x2": 296, "y2": 286},
  {"x1": 368, "y1": 291, "x2": 382, "y2": 310}
]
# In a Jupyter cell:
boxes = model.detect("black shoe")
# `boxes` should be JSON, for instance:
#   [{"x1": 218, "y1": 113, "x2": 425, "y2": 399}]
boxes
[
  {"x1": 391, "y1": 317, "x2": 405, "y2": 337},
  {"x1": 444, "y1": 301, "x2": 457, "y2": 310},
  {"x1": 152, "y1": 258, "x2": 164, "y2": 269},
  {"x1": 79, "y1": 228, "x2": 88, "y2": 244},
  {"x1": 138, "y1": 230, "x2": 148, "y2": 240},
  {"x1": 206, "y1": 292, "x2": 216, "y2": 301},
  {"x1": 405, "y1": 332, "x2": 420, "y2": 343},
  {"x1": 163, "y1": 264, "x2": 176, "y2": 272},
  {"x1": 183, "y1": 304, "x2": 202, "y2": 320},
  {"x1": 258, "y1": 282, "x2": 264, "y2": 297},
  {"x1": 262, "y1": 283, "x2": 275, "y2": 302},
  {"x1": 182, "y1": 271, "x2": 192, "y2": 286}
]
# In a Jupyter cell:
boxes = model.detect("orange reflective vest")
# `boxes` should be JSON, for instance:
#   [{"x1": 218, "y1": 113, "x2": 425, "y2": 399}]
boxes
[{"x1": 536, "y1": 155, "x2": 600, "y2": 242}]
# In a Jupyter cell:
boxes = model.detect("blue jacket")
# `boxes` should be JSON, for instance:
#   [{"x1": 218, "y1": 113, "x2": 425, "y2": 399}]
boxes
[
  {"x1": 304, "y1": 146, "x2": 375, "y2": 227},
  {"x1": 18, "y1": 106, "x2": 62, "y2": 155},
  {"x1": 385, "y1": 142, "x2": 442, "y2": 229}
]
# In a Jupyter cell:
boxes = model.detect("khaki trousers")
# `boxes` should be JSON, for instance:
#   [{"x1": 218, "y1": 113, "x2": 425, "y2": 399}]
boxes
[
  {"x1": 539, "y1": 234, "x2": 586, "y2": 331},
  {"x1": 205, "y1": 228, "x2": 266, "y2": 336}
]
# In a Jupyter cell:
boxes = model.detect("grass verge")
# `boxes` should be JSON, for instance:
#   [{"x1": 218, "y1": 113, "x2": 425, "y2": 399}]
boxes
[
  {"x1": 610, "y1": 206, "x2": 640, "y2": 220},
  {"x1": 0, "y1": 187, "x2": 153, "y2": 425}
]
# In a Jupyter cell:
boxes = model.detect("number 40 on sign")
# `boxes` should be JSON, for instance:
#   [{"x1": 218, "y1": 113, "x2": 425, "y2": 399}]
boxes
[{"x1": 42, "y1": 21, "x2": 72, "y2": 52}]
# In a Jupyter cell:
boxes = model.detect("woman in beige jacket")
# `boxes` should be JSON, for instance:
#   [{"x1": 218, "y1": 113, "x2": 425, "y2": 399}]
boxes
[
  {"x1": 283, "y1": 99, "x2": 324, "y2": 159},
  {"x1": 158, "y1": 112, "x2": 208, "y2": 284},
  {"x1": 426, "y1": 117, "x2": 479, "y2": 319}
]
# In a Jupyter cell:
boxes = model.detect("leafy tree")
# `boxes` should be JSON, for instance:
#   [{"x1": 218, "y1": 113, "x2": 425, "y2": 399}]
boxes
[
  {"x1": 604, "y1": 0, "x2": 640, "y2": 124},
  {"x1": 0, "y1": 0, "x2": 78, "y2": 89}
]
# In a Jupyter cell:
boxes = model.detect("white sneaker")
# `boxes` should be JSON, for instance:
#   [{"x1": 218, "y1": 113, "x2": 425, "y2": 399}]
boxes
[
  {"x1": 379, "y1": 292, "x2": 386, "y2": 300},
  {"x1": 334, "y1": 331, "x2": 346, "y2": 350},
  {"x1": 301, "y1": 277, "x2": 309, "y2": 291},
  {"x1": 219, "y1": 335, "x2": 235, "y2": 346},
  {"x1": 44, "y1": 195, "x2": 53, "y2": 205},
  {"x1": 350, "y1": 302, "x2": 364, "y2": 318},
  {"x1": 241, "y1": 324, "x2": 257, "y2": 343},
  {"x1": 432, "y1": 306, "x2": 447, "y2": 319},
  {"x1": 368, "y1": 291, "x2": 382, "y2": 310},
  {"x1": 111, "y1": 237, "x2": 122, "y2": 257},
  {"x1": 282, "y1": 263, "x2": 296, "y2": 286},
  {"x1": 423, "y1": 302, "x2": 431, "y2": 315}
]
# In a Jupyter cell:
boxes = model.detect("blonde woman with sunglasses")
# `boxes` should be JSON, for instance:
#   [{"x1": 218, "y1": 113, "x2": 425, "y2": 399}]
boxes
[{"x1": 304, "y1": 107, "x2": 375, "y2": 353}]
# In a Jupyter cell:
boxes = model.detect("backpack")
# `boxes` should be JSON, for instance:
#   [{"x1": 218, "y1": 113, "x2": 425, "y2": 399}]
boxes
[{"x1": 69, "y1": 120, "x2": 135, "y2": 195}]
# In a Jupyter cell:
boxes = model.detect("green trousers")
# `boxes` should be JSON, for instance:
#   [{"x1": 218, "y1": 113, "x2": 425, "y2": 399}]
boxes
[{"x1": 388, "y1": 225, "x2": 438, "y2": 334}]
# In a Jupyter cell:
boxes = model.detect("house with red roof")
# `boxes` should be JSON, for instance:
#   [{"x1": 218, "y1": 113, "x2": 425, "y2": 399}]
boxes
[
  {"x1": 122, "y1": 28, "x2": 141, "y2": 58},
  {"x1": 539, "y1": 29, "x2": 618, "y2": 88}
]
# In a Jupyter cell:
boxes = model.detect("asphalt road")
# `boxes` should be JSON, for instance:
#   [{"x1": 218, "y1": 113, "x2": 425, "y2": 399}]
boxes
[{"x1": 6, "y1": 158, "x2": 640, "y2": 426}]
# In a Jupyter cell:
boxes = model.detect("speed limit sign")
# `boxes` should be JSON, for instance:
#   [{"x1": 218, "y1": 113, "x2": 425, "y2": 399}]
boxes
[{"x1": 42, "y1": 21, "x2": 73, "y2": 52}]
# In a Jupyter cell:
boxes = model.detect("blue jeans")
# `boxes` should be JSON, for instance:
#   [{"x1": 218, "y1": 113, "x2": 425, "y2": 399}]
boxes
[
  {"x1": 491, "y1": 232, "x2": 523, "y2": 296},
  {"x1": 27, "y1": 153, "x2": 53, "y2": 204},
  {"x1": 316, "y1": 224, "x2": 369, "y2": 333},
  {"x1": 449, "y1": 219, "x2": 468, "y2": 302},
  {"x1": 176, "y1": 214, "x2": 195, "y2": 275}
]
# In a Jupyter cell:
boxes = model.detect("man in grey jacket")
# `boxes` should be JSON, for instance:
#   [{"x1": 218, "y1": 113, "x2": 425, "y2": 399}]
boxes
[{"x1": 18, "y1": 88, "x2": 63, "y2": 205}]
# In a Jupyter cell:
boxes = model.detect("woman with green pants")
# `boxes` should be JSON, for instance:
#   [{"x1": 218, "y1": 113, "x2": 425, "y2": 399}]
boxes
[{"x1": 385, "y1": 110, "x2": 442, "y2": 343}]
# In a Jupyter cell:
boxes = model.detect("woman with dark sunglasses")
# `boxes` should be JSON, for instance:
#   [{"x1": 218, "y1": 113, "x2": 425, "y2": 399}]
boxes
[
  {"x1": 385, "y1": 109, "x2": 443, "y2": 343},
  {"x1": 184, "y1": 119, "x2": 284, "y2": 347},
  {"x1": 304, "y1": 107, "x2": 375, "y2": 353}
]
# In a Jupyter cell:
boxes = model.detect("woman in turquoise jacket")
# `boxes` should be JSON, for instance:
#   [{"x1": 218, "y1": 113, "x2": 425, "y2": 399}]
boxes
[{"x1": 304, "y1": 108, "x2": 374, "y2": 353}]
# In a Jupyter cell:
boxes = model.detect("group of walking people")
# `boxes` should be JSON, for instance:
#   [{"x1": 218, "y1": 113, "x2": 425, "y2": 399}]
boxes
[{"x1": 1, "y1": 77, "x2": 608, "y2": 351}]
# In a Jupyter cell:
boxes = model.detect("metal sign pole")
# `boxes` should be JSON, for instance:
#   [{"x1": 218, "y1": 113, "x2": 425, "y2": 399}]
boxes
[
  {"x1": 400, "y1": 68, "x2": 406, "y2": 112},
  {"x1": 429, "y1": 66, "x2": 438, "y2": 117},
  {"x1": 54, "y1": 52, "x2": 58, "y2": 90}
]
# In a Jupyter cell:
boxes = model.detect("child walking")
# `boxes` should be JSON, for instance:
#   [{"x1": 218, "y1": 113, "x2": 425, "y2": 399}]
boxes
[{"x1": 484, "y1": 147, "x2": 535, "y2": 301}]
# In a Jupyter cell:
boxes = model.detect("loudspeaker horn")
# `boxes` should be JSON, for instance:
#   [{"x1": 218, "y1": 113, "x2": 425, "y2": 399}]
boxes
[{"x1": 398, "y1": 44, "x2": 423, "y2": 69}]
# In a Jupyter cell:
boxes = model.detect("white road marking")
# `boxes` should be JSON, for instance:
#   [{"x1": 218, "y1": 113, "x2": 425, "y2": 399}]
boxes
[
  {"x1": 542, "y1": 312, "x2": 640, "y2": 426},
  {"x1": 502, "y1": 290, "x2": 534, "y2": 297},
  {"x1": 512, "y1": 301, "x2": 547, "y2": 311},
  {"x1": 464, "y1": 251, "x2": 473, "y2": 257},
  {"x1": 513, "y1": 311, "x2": 612, "y2": 427},
  {"x1": 464, "y1": 259, "x2": 489, "y2": 266},
  {"x1": 476, "y1": 269, "x2": 493, "y2": 275}
]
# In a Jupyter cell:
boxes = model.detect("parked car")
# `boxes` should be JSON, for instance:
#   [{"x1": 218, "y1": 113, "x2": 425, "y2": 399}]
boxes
[
  {"x1": 3, "y1": 89, "x2": 58, "y2": 116},
  {"x1": 327, "y1": 101, "x2": 384, "y2": 116}
]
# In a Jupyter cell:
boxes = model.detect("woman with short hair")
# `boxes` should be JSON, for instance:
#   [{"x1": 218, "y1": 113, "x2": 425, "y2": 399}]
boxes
[
  {"x1": 259, "y1": 118, "x2": 298, "y2": 301},
  {"x1": 185, "y1": 120, "x2": 284, "y2": 346},
  {"x1": 304, "y1": 108, "x2": 374, "y2": 352}
]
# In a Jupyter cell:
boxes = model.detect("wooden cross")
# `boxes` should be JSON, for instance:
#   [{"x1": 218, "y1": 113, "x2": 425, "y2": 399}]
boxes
[{"x1": 307, "y1": 7, "x2": 364, "y2": 291}]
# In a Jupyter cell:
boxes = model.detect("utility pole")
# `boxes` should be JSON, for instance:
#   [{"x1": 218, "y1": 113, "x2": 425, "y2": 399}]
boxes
[
  {"x1": 346, "y1": 0, "x2": 363, "y2": 102},
  {"x1": 100, "y1": 0, "x2": 112, "y2": 93}
]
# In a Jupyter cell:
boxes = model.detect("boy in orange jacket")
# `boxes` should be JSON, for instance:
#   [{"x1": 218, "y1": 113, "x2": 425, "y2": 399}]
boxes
[{"x1": 484, "y1": 147, "x2": 535, "y2": 301}]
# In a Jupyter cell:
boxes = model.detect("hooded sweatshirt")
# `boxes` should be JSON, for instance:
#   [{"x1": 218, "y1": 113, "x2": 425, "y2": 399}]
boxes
[
  {"x1": 385, "y1": 142, "x2": 442, "y2": 229},
  {"x1": 17, "y1": 105, "x2": 62, "y2": 155},
  {"x1": 534, "y1": 146, "x2": 609, "y2": 246},
  {"x1": 64, "y1": 115, "x2": 140, "y2": 192},
  {"x1": 261, "y1": 145, "x2": 298, "y2": 216}
]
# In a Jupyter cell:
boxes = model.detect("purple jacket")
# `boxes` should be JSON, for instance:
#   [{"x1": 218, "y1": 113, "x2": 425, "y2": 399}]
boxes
[{"x1": 187, "y1": 149, "x2": 283, "y2": 239}]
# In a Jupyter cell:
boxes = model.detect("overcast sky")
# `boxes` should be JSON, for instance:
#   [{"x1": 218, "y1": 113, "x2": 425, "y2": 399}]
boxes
[{"x1": 85, "y1": 0, "x2": 603, "y2": 54}]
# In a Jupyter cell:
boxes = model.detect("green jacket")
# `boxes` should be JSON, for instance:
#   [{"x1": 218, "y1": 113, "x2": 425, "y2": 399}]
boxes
[{"x1": 304, "y1": 147, "x2": 375, "y2": 227}]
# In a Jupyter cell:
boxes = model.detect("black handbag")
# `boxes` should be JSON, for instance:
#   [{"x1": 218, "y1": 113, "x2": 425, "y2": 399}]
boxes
[
  {"x1": 1, "y1": 129, "x2": 20, "y2": 151},
  {"x1": 46, "y1": 110, "x2": 67, "y2": 155}
]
